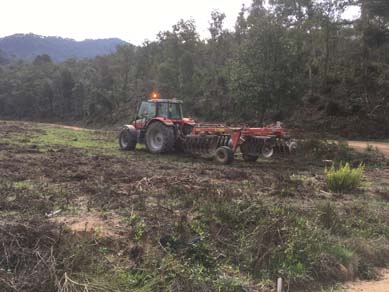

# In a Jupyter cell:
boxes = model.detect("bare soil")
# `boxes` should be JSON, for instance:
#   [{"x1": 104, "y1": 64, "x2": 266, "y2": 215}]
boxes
[
  {"x1": 345, "y1": 269, "x2": 389, "y2": 292},
  {"x1": 348, "y1": 141, "x2": 389, "y2": 158}
]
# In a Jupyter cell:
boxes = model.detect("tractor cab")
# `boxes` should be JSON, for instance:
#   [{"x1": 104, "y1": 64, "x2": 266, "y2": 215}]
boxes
[{"x1": 137, "y1": 99, "x2": 183, "y2": 121}]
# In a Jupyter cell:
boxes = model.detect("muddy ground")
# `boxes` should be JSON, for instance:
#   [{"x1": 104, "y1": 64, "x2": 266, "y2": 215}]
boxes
[{"x1": 0, "y1": 121, "x2": 389, "y2": 292}]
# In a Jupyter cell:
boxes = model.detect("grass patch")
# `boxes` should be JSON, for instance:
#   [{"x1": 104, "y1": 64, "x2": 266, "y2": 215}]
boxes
[{"x1": 30, "y1": 126, "x2": 116, "y2": 153}]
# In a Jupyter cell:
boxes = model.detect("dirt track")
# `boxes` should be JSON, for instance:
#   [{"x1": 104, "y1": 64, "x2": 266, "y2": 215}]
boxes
[
  {"x1": 348, "y1": 141, "x2": 389, "y2": 158},
  {"x1": 345, "y1": 270, "x2": 389, "y2": 292}
]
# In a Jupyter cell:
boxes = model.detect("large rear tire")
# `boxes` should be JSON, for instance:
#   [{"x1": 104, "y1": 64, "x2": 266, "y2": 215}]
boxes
[
  {"x1": 145, "y1": 122, "x2": 175, "y2": 154},
  {"x1": 119, "y1": 128, "x2": 137, "y2": 151}
]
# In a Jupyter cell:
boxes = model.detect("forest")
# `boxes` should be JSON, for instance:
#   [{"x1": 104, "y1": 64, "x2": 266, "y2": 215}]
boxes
[{"x1": 0, "y1": 0, "x2": 388, "y2": 138}]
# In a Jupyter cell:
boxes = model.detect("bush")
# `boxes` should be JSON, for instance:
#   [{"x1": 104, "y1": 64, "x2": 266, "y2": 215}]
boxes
[
  {"x1": 300, "y1": 139, "x2": 354, "y2": 162},
  {"x1": 325, "y1": 162, "x2": 364, "y2": 192}
]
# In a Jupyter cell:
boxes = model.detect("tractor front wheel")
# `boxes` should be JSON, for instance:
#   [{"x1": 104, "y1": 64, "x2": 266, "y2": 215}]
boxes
[
  {"x1": 215, "y1": 146, "x2": 234, "y2": 165},
  {"x1": 119, "y1": 128, "x2": 137, "y2": 151},
  {"x1": 145, "y1": 122, "x2": 175, "y2": 154}
]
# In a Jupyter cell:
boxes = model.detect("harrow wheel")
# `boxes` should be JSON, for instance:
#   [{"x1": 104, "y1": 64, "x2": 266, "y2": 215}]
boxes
[
  {"x1": 215, "y1": 146, "x2": 234, "y2": 165},
  {"x1": 145, "y1": 122, "x2": 175, "y2": 154},
  {"x1": 287, "y1": 140, "x2": 298, "y2": 154},
  {"x1": 261, "y1": 142, "x2": 274, "y2": 158},
  {"x1": 119, "y1": 128, "x2": 137, "y2": 151}
]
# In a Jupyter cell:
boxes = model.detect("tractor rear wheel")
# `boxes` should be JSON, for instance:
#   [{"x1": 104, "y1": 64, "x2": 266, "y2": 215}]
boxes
[
  {"x1": 215, "y1": 146, "x2": 234, "y2": 165},
  {"x1": 119, "y1": 128, "x2": 137, "y2": 151},
  {"x1": 145, "y1": 122, "x2": 175, "y2": 154}
]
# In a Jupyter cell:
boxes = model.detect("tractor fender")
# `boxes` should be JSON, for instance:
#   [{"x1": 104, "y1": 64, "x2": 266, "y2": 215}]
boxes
[
  {"x1": 182, "y1": 118, "x2": 196, "y2": 126},
  {"x1": 148, "y1": 117, "x2": 175, "y2": 127},
  {"x1": 120, "y1": 125, "x2": 138, "y2": 137}
]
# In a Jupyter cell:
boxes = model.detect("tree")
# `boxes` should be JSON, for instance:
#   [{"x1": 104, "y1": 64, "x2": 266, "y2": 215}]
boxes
[
  {"x1": 59, "y1": 68, "x2": 75, "y2": 115},
  {"x1": 33, "y1": 54, "x2": 52, "y2": 66},
  {"x1": 0, "y1": 49, "x2": 8, "y2": 65},
  {"x1": 231, "y1": 7, "x2": 302, "y2": 123}
]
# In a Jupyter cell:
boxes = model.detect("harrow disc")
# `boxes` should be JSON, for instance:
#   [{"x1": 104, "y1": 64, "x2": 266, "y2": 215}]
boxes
[
  {"x1": 274, "y1": 138, "x2": 298, "y2": 155},
  {"x1": 182, "y1": 135, "x2": 220, "y2": 156},
  {"x1": 240, "y1": 136, "x2": 276, "y2": 158}
]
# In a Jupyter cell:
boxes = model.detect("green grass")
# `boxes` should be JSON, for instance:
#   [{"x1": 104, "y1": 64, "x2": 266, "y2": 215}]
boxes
[
  {"x1": 2, "y1": 123, "x2": 196, "y2": 164},
  {"x1": 0, "y1": 122, "x2": 119, "y2": 154},
  {"x1": 31, "y1": 127, "x2": 117, "y2": 152}
]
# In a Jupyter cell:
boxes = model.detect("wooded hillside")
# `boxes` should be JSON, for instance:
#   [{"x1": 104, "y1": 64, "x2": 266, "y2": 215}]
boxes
[
  {"x1": 0, "y1": 0, "x2": 388, "y2": 138},
  {"x1": 0, "y1": 34, "x2": 126, "y2": 62}
]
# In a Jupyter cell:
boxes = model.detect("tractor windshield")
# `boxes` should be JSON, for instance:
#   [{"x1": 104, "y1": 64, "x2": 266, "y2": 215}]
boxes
[
  {"x1": 138, "y1": 102, "x2": 156, "y2": 118},
  {"x1": 157, "y1": 102, "x2": 183, "y2": 120}
]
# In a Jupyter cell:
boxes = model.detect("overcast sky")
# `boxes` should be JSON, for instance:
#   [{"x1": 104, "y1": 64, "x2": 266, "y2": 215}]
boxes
[{"x1": 0, "y1": 0, "x2": 254, "y2": 45}]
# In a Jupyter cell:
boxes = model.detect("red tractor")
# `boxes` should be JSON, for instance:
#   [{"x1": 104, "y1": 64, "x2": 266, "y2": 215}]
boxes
[{"x1": 119, "y1": 97, "x2": 296, "y2": 164}]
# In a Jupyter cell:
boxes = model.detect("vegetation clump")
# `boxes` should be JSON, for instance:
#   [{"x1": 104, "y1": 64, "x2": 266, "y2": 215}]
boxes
[{"x1": 325, "y1": 162, "x2": 364, "y2": 193}]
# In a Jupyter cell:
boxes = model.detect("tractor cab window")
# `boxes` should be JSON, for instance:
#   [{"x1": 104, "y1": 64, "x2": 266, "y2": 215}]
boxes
[
  {"x1": 157, "y1": 103, "x2": 169, "y2": 118},
  {"x1": 138, "y1": 102, "x2": 156, "y2": 119},
  {"x1": 169, "y1": 103, "x2": 182, "y2": 120},
  {"x1": 156, "y1": 102, "x2": 183, "y2": 120}
]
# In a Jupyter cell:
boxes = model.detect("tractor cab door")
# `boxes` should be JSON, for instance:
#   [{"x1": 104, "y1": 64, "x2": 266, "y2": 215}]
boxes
[
  {"x1": 134, "y1": 102, "x2": 156, "y2": 129},
  {"x1": 156, "y1": 102, "x2": 183, "y2": 120}
]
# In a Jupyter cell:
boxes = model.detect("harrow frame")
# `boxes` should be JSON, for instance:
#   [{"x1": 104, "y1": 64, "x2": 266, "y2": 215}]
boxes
[{"x1": 184, "y1": 122, "x2": 296, "y2": 164}]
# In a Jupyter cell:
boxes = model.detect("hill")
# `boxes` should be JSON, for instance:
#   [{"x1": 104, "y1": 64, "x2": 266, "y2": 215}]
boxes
[
  {"x1": 0, "y1": 49, "x2": 8, "y2": 64},
  {"x1": 0, "y1": 33, "x2": 128, "y2": 62}
]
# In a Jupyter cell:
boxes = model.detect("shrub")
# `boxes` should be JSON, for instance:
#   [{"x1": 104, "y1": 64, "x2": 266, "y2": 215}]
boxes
[
  {"x1": 300, "y1": 139, "x2": 354, "y2": 162},
  {"x1": 325, "y1": 162, "x2": 364, "y2": 192}
]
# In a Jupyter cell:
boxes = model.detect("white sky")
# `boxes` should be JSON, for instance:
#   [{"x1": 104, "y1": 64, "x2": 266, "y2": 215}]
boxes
[{"x1": 0, "y1": 0, "x2": 252, "y2": 45}]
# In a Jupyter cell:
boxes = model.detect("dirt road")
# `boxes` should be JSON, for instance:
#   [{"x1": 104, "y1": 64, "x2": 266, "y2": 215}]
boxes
[
  {"x1": 345, "y1": 270, "x2": 389, "y2": 292},
  {"x1": 348, "y1": 141, "x2": 389, "y2": 158}
]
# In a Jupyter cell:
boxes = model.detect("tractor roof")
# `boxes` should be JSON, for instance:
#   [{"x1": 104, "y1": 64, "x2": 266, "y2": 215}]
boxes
[{"x1": 148, "y1": 99, "x2": 183, "y2": 104}]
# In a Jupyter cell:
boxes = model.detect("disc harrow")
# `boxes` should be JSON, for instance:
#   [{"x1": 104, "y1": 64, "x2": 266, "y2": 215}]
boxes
[
  {"x1": 182, "y1": 135, "x2": 220, "y2": 156},
  {"x1": 181, "y1": 123, "x2": 297, "y2": 164}
]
